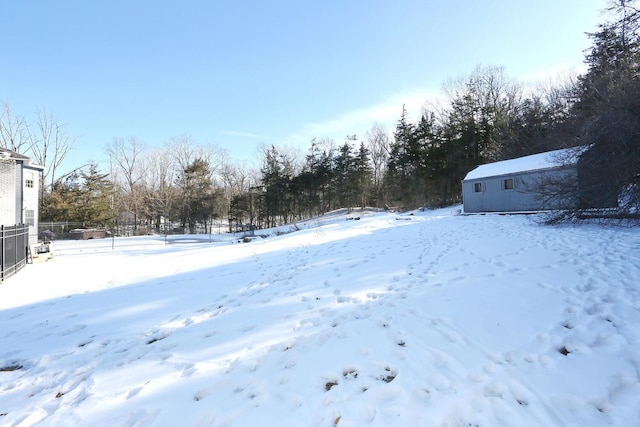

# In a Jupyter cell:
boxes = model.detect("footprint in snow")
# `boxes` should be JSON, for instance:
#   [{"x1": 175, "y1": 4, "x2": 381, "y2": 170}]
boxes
[
  {"x1": 146, "y1": 332, "x2": 169, "y2": 345},
  {"x1": 123, "y1": 408, "x2": 160, "y2": 426},
  {"x1": 193, "y1": 381, "x2": 231, "y2": 401},
  {"x1": 126, "y1": 386, "x2": 143, "y2": 399},
  {"x1": 60, "y1": 324, "x2": 87, "y2": 336},
  {"x1": 376, "y1": 366, "x2": 397, "y2": 383}
]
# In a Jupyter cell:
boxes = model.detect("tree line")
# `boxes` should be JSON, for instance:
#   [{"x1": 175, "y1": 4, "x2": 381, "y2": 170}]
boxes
[
  {"x1": 2, "y1": 0, "x2": 638, "y2": 232},
  {"x1": 555, "y1": 0, "x2": 640, "y2": 222}
]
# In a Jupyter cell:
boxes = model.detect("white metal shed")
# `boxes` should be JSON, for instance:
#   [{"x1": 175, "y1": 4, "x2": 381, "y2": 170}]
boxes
[{"x1": 461, "y1": 149, "x2": 579, "y2": 213}]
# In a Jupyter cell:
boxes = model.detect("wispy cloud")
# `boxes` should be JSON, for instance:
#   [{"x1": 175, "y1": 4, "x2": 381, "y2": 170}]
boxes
[
  {"x1": 286, "y1": 88, "x2": 443, "y2": 145},
  {"x1": 223, "y1": 130, "x2": 272, "y2": 140},
  {"x1": 520, "y1": 61, "x2": 587, "y2": 86}
]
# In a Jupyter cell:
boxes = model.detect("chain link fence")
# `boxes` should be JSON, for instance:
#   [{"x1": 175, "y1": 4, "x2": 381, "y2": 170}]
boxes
[{"x1": 37, "y1": 219, "x2": 237, "y2": 241}]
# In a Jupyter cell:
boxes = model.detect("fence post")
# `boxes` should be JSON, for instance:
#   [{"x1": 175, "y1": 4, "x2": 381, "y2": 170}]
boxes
[
  {"x1": 12, "y1": 226, "x2": 15, "y2": 276},
  {"x1": 14, "y1": 226, "x2": 18, "y2": 273},
  {"x1": 1, "y1": 225, "x2": 4, "y2": 281}
]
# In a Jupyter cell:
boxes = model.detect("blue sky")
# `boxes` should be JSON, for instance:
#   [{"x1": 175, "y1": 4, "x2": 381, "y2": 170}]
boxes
[{"x1": 1, "y1": 0, "x2": 609, "y2": 171}]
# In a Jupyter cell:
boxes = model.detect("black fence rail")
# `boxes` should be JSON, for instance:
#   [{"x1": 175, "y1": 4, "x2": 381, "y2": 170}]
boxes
[{"x1": 1, "y1": 224, "x2": 29, "y2": 281}]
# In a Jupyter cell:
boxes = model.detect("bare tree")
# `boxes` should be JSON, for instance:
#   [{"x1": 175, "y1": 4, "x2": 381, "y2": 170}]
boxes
[
  {"x1": 106, "y1": 136, "x2": 148, "y2": 231},
  {"x1": 166, "y1": 134, "x2": 195, "y2": 173},
  {"x1": 166, "y1": 134, "x2": 227, "y2": 231},
  {"x1": 218, "y1": 155, "x2": 251, "y2": 215},
  {"x1": 166, "y1": 134, "x2": 225, "y2": 178},
  {"x1": 442, "y1": 65, "x2": 523, "y2": 162},
  {"x1": 0, "y1": 102, "x2": 33, "y2": 153},
  {"x1": 365, "y1": 122, "x2": 390, "y2": 207},
  {"x1": 143, "y1": 147, "x2": 179, "y2": 231},
  {"x1": 29, "y1": 107, "x2": 76, "y2": 198}
]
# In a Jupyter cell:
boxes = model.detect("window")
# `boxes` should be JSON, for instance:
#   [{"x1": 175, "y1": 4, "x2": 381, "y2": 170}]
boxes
[
  {"x1": 474, "y1": 182, "x2": 483, "y2": 193},
  {"x1": 503, "y1": 178, "x2": 514, "y2": 190},
  {"x1": 25, "y1": 179, "x2": 34, "y2": 188},
  {"x1": 25, "y1": 209, "x2": 35, "y2": 226}
]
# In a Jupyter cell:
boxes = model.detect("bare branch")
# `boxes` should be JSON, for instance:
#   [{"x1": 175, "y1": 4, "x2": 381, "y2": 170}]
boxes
[
  {"x1": 0, "y1": 102, "x2": 33, "y2": 153},
  {"x1": 31, "y1": 107, "x2": 76, "y2": 192}
]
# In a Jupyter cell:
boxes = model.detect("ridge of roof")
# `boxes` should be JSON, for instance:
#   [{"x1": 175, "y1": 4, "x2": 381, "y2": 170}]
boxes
[{"x1": 463, "y1": 147, "x2": 582, "y2": 181}]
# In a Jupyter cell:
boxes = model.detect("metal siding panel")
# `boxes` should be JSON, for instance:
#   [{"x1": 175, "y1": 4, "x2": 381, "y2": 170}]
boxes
[
  {"x1": 484, "y1": 178, "x2": 504, "y2": 211},
  {"x1": 462, "y1": 181, "x2": 484, "y2": 212},
  {"x1": 15, "y1": 163, "x2": 22, "y2": 223},
  {"x1": 462, "y1": 165, "x2": 578, "y2": 212},
  {"x1": 0, "y1": 162, "x2": 17, "y2": 224},
  {"x1": 488, "y1": 173, "x2": 546, "y2": 211},
  {"x1": 23, "y1": 167, "x2": 40, "y2": 245},
  {"x1": 517, "y1": 172, "x2": 549, "y2": 210}
]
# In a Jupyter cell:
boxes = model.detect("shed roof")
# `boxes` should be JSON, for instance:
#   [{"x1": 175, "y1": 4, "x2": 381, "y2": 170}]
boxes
[{"x1": 463, "y1": 147, "x2": 580, "y2": 181}]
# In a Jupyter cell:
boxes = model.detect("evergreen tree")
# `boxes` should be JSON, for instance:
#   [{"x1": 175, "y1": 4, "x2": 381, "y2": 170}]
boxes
[
  {"x1": 414, "y1": 112, "x2": 449, "y2": 206},
  {"x1": 333, "y1": 139, "x2": 357, "y2": 209},
  {"x1": 77, "y1": 164, "x2": 115, "y2": 226},
  {"x1": 40, "y1": 172, "x2": 83, "y2": 223},
  {"x1": 229, "y1": 193, "x2": 252, "y2": 232},
  {"x1": 385, "y1": 105, "x2": 417, "y2": 207},
  {"x1": 180, "y1": 158, "x2": 216, "y2": 233},
  {"x1": 302, "y1": 140, "x2": 334, "y2": 215},
  {"x1": 570, "y1": 0, "x2": 640, "y2": 215},
  {"x1": 259, "y1": 146, "x2": 294, "y2": 227},
  {"x1": 353, "y1": 142, "x2": 373, "y2": 208},
  {"x1": 41, "y1": 164, "x2": 114, "y2": 226}
]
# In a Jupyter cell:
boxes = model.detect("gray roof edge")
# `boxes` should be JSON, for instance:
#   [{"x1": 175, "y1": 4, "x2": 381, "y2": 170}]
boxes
[
  {"x1": 0, "y1": 147, "x2": 44, "y2": 169},
  {"x1": 0, "y1": 147, "x2": 29, "y2": 160},
  {"x1": 461, "y1": 163, "x2": 574, "y2": 182},
  {"x1": 462, "y1": 146, "x2": 586, "y2": 181}
]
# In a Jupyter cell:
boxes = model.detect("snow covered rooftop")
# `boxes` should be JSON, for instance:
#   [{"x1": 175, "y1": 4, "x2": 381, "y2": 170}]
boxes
[{"x1": 463, "y1": 148, "x2": 578, "y2": 181}]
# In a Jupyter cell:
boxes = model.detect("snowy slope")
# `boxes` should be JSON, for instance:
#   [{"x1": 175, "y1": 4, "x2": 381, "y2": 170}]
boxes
[{"x1": 1, "y1": 209, "x2": 639, "y2": 426}]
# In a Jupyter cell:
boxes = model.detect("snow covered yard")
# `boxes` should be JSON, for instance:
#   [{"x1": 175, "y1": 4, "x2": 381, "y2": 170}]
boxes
[{"x1": 1, "y1": 209, "x2": 639, "y2": 426}]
